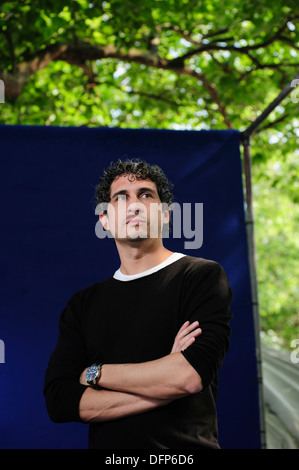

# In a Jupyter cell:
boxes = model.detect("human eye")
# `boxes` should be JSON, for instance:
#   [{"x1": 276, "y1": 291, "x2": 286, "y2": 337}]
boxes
[{"x1": 140, "y1": 192, "x2": 152, "y2": 199}]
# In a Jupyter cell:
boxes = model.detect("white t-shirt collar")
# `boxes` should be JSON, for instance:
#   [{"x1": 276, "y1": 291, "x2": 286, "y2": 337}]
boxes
[{"x1": 113, "y1": 252, "x2": 186, "y2": 282}]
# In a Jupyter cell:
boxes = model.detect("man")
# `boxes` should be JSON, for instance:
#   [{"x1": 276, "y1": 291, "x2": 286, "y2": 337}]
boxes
[{"x1": 44, "y1": 159, "x2": 233, "y2": 449}]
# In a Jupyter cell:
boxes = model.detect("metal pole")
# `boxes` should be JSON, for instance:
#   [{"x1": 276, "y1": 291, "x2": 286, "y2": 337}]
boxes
[
  {"x1": 239, "y1": 71, "x2": 299, "y2": 449},
  {"x1": 242, "y1": 70, "x2": 299, "y2": 140},
  {"x1": 242, "y1": 135, "x2": 267, "y2": 449}
]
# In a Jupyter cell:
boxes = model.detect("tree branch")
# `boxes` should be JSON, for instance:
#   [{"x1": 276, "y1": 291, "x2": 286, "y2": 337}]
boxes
[
  {"x1": 1, "y1": 28, "x2": 16, "y2": 72},
  {"x1": 165, "y1": 15, "x2": 292, "y2": 65},
  {"x1": 0, "y1": 43, "x2": 68, "y2": 98},
  {"x1": 1, "y1": 10, "x2": 294, "y2": 128},
  {"x1": 1, "y1": 40, "x2": 233, "y2": 127},
  {"x1": 255, "y1": 114, "x2": 290, "y2": 133}
]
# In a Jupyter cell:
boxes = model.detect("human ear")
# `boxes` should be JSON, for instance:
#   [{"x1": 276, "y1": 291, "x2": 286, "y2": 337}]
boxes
[{"x1": 99, "y1": 211, "x2": 109, "y2": 231}]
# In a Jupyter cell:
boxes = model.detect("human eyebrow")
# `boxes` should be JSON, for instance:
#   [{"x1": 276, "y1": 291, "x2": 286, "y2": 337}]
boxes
[
  {"x1": 111, "y1": 187, "x2": 158, "y2": 200},
  {"x1": 111, "y1": 189, "x2": 129, "y2": 200},
  {"x1": 137, "y1": 187, "x2": 157, "y2": 196}
]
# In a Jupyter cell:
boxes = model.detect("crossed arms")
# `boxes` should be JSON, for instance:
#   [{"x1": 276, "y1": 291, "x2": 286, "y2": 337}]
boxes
[{"x1": 78, "y1": 321, "x2": 202, "y2": 423}]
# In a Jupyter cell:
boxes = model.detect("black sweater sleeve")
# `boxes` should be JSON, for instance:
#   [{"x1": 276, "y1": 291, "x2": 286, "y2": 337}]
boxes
[
  {"x1": 43, "y1": 293, "x2": 89, "y2": 423},
  {"x1": 181, "y1": 261, "x2": 233, "y2": 390}
]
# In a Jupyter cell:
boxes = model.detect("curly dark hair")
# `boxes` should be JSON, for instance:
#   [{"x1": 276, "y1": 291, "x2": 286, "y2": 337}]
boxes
[{"x1": 94, "y1": 158, "x2": 174, "y2": 206}]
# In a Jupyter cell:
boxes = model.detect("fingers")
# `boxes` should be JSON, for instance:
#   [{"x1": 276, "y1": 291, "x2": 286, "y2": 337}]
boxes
[
  {"x1": 177, "y1": 321, "x2": 201, "y2": 340},
  {"x1": 181, "y1": 335, "x2": 196, "y2": 352},
  {"x1": 176, "y1": 320, "x2": 190, "y2": 334},
  {"x1": 179, "y1": 326, "x2": 202, "y2": 351},
  {"x1": 171, "y1": 320, "x2": 202, "y2": 354}
]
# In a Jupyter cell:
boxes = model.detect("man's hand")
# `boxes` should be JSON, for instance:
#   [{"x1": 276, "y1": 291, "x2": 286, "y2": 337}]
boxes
[
  {"x1": 78, "y1": 320, "x2": 203, "y2": 422},
  {"x1": 80, "y1": 320, "x2": 201, "y2": 386},
  {"x1": 171, "y1": 321, "x2": 201, "y2": 354}
]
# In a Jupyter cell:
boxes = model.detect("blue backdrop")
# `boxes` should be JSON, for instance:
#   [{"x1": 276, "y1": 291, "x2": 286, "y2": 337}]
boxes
[{"x1": 0, "y1": 124, "x2": 261, "y2": 449}]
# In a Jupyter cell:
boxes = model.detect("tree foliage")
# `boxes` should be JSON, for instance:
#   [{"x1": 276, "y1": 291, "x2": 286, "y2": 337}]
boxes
[{"x1": 0, "y1": 0, "x2": 298, "y2": 347}]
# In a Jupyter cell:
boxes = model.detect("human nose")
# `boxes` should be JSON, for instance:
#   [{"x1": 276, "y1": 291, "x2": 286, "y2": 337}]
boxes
[
  {"x1": 127, "y1": 198, "x2": 145, "y2": 216},
  {"x1": 127, "y1": 202, "x2": 141, "y2": 215}
]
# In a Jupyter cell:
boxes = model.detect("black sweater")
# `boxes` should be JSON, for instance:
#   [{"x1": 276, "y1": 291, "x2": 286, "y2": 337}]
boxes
[{"x1": 44, "y1": 255, "x2": 233, "y2": 449}]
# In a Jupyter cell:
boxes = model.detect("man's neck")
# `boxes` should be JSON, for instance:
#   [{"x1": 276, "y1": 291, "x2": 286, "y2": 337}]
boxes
[{"x1": 115, "y1": 239, "x2": 173, "y2": 276}]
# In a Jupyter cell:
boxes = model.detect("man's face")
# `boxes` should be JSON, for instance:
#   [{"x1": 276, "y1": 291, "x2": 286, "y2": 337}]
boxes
[{"x1": 100, "y1": 174, "x2": 169, "y2": 242}]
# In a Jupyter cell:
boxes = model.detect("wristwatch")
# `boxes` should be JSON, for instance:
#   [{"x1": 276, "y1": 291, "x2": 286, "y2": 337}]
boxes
[{"x1": 86, "y1": 363, "x2": 104, "y2": 386}]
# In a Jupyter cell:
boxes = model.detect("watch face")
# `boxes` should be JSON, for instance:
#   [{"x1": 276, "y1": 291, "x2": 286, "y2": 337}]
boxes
[{"x1": 86, "y1": 365, "x2": 98, "y2": 381}]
